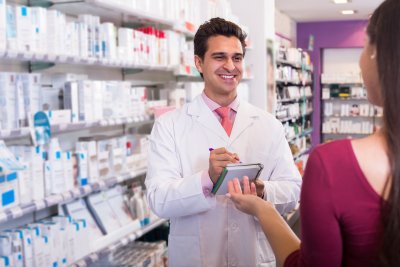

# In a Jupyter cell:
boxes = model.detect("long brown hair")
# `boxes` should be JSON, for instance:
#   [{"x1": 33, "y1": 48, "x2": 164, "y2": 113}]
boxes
[{"x1": 367, "y1": 0, "x2": 400, "y2": 265}]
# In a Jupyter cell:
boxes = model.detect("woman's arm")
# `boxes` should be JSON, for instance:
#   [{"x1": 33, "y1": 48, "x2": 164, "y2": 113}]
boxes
[{"x1": 227, "y1": 177, "x2": 300, "y2": 266}]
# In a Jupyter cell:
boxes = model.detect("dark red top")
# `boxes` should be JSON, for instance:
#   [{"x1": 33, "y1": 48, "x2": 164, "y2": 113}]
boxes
[{"x1": 284, "y1": 139, "x2": 383, "y2": 267}]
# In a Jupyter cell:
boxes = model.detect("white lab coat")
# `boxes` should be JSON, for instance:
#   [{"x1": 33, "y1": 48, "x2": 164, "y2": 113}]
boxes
[{"x1": 146, "y1": 95, "x2": 301, "y2": 267}]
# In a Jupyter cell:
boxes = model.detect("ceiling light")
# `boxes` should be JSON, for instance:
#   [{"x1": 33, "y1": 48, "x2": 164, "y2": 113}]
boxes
[
  {"x1": 333, "y1": 0, "x2": 351, "y2": 4},
  {"x1": 341, "y1": 10, "x2": 356, "y2": 15}
]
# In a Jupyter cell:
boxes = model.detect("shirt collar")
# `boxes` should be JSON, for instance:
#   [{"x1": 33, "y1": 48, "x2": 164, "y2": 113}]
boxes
[{"x1": 201, "y1": 91, "x2": 240, "y2": 112}]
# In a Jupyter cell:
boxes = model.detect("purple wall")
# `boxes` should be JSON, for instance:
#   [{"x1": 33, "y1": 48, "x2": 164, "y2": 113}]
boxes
[{"x1": 297, "y1": 20, "x2": 368, "y2": 146}]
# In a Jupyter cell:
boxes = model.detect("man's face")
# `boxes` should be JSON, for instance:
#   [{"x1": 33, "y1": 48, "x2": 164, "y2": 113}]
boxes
[{"x1": 195, "y1": 35, "x2": 244, "y2": 98}]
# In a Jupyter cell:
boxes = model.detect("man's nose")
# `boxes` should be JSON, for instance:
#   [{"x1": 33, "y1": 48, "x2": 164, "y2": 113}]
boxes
[{"x1": 223, "y1": 58, "x2": 235, "y2": 71}]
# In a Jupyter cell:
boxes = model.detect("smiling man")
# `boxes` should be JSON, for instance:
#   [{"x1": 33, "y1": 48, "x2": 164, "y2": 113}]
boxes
[{"x1": 145, "y1": 18, "x2": 301, "y2": 267}]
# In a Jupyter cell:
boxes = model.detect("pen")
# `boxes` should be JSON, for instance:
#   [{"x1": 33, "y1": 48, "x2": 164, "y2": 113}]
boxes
[{"x1": 209, "y1": 147, "x2": 242, "y2": 163}]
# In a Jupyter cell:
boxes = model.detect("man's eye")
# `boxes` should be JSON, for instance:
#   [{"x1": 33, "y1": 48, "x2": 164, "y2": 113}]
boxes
[
  {"x1": 234, "y1": 56, "x2": 242, "y2": 62},
  {"x1": 214, "y1": 56, "x2": 224, "y2": 60}
]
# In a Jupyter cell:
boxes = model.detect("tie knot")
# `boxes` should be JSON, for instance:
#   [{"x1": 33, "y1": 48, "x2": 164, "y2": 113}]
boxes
[{"x1": 215, "y1": 106, "x2": 231, "y2": 119}]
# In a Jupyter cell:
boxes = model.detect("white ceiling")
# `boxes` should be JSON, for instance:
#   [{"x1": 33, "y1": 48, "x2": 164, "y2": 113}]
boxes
[{"x1": 275, "y1": 0, "x2": 384, "y2": 22}]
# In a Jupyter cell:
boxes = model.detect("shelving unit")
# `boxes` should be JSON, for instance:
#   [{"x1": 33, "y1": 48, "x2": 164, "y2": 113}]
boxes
[
  {"x1": 0, "y1": 167, "x2": 146, "y2": 224},
  {"x1": 0, "y1": 116, "x2": 153, "y2": 140},
  {"x1": 71, "y1": 218, "x2": 168, "y2": 267},
  {"x1": 0, "y1": 1, "x2": 263, "y2": 266},
  {"x1": 275, "y1": 47, "x2": 314, "y2": 164},
  {"x1": 321, "y1": 82, "x2": 383, "y2": 143}
]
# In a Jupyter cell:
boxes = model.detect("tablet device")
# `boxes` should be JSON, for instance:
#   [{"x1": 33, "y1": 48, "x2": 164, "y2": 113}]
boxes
[{"x1": 211, "y1": 163, "x2": 264, "y2": 195}]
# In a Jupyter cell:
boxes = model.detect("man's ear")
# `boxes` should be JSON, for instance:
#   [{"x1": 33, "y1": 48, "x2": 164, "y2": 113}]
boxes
[{"x1": 194, "y1": 55, "x2": 203, "y2": 74}]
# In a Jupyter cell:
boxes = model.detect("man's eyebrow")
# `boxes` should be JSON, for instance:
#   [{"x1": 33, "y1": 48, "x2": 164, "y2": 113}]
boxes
[{"x1": 211, "y1": 52, "x2": 243, "y2": 57}]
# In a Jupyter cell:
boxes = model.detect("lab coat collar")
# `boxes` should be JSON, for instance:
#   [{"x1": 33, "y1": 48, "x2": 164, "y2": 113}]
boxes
[{"x1": 187, "y1": 95, "x2": 260, "y2": 143}]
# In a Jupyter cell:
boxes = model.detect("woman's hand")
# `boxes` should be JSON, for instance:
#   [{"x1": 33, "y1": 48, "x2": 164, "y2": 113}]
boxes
[{"x1": 227, "y1": 176, "x2": 270, "y2": 217}]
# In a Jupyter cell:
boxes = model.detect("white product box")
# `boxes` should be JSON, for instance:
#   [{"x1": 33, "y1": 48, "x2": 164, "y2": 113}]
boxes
[
  {"x1": 165, "y1": 30, "x2": 181, "y2": 66},
  {"x1": 14, "y1": 156, "x2": 32, "y2": 205},
  {"x1": 100, "y1": 22, "x2": 117, "y2": 59},
  {"x1": 62, "y1": 199, "x2": 103, "y2": 244},
  {"x1": 92, "y1": 81, "x2": 103, "y2": 121},
  {"x1": 16, "y1": 6, "x2": 32, "y2": 54},
  {"x1": 39, "y1": 222, "x2": 59, "y2": 267},
  {"x1": 15, "y1": 75, "x2": 27, "y2": 127},
  {"x1": 64, "y1": 81, "x2": 80, "y2": 123},
  {"x1": 78, "y1": 22, "x2": 88, "y2": 59},
  {"x1": 30, "y1": 7, "x2": 47, "y2": 56},
  {"x1": 40, "y1": 87, "x2": 61, "y2": 110},
  {"x1": 28, "y1": 226, "x2": 46, "y2": 267},
  {"x1": 74, "y1": 219, "x2": 90, "y2": 261},
  {"x1": 31, "y1": 146, "x2": 45, "y2": 200},
  {"x1": 106, "y1": 185, "x2": 133, "y2": 225},
  {"x1": 15, "y1": 229, "x2": 33, "y2": 267},
  {"x1": 5, "y1": 5, "x2": 17, "y2": 54},
  {"x1": 92, "y1": 16, "x2": 100, "y2": 58},
  {"x1": 44, "y1": 109, "x2": 72, "y2": 125},
  {"x1": 52, "y1": 216, "x2": 75, "y2": 264},
  {"x1": 78, "y1": 14, "x2": 94, "y2": 58},
  {"x1": 0, "y1": 0, "x2": 6, "y2": 53},
  {"x1": 76, "y1": 151, "x2": 88, "y2": 186},
  {"x1": 2, "y1": 231, "x2": 23, "y2": 267},
  {"x1": 78, "y1": 80, "x2": 94, "y2": 122},
  {"x1": 46, "y1": 10, "x2": 62, "y2": 58},
  {"x1": 0, "y1": 73, "x2": 17, "y2": 129},
  {"x1": 21, "y1": 73, "x2": 41, "y2": 122},
  {"x1": 86, "y1": 191, "x2": 122, "y2": 234},
  {"x1": 62, "y1": 151, "x2": 74, "y2": 191},
  {"x1": 76, "y1": 139, "x2": 99, "y2": 182},
  {"x1": 117, "y1": 28, "x2": 133, "y2": 63}
]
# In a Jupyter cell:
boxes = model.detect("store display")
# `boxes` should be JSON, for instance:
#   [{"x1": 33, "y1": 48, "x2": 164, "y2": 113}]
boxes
[
  {"x1": 275, "y1": 46, "x2": 313, "y2": 165},
  {"x1": 0, "y1": 0, "x2": 255, "y2": 266},
  {"x1": 320, "y1": 79, "x2": 383, "y2": 142}
]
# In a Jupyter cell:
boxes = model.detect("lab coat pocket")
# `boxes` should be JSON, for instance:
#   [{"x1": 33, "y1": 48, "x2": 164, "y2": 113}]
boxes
[
  {"x1": 168, "y1": 235, "x2": 201, "y2": 267},
  {"x1": 257, "y1": 231, "x2": 276, "y2": 266}
]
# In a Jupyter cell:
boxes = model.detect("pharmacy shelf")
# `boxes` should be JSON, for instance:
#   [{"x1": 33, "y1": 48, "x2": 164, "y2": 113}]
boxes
[
  {"x1": 71, "y1": 218, "x2": 168, "y2": 267},
  {"x1": 322, "y1": 98, "x2": 368, "y2": 101},
  {"x1": 323, "y1": 115, "x2": 381, "y2": 119},
  {"x1": 32, "y1": 0, "x2": 196, "y2": 38},
  {"x1": 276, "y1": 59, "x2": 313, "y2": 72},
  {"x1": 285, "y1": 202, "x2": 300, "y2": 228},
  {"x1": 0, "y1": 167, "x2": 147, "y2": 225},
  {"x1": 293, "y1": 148, "x2": 311, "y2": 161},
  {"x1": 321, "y1": 82, "x2": 363, "y2": 85},
  {"x1": 287, "y1": 128, "x2": 313, "y2": 143},
  {"x1": 322, "y1": 132, "x2": 372, "y2": 136},
  {"x1": 0, "y1": 116, "x2": 154, "y2": 140},
  {"x1": 1, "y1": 50, "x2": 175, "y2": 73},
  {"x1": 279, "y1": 111, "x2": 312, "y2": 123},
  {"x1": 277, "y1": 96, "x2": 313, "y2": 104},
  {"x1": 276, "y1": 79, "x2": 312, "y2": 86}
]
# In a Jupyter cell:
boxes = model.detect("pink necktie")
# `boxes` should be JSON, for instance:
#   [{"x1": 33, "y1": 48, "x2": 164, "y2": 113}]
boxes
[{"x1": 215, "y1": 106, "x2": 233, "y2": 136}]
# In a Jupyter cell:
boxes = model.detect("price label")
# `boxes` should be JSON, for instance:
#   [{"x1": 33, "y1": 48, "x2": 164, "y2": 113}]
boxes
[
  {"x1": 120, "y1": 238, "x2": 129, "y2": 246},
  {"x1": 62, "y1": 191, "x2": 73, "y2": 201},
  {"x1": 89, "y1": 254, "x2": 99, "y2": 262},
  {"x1": 11, "y1": 207, "x2": 23, "y2": 219},
  {"x1": 45, "y1": 195, "x2": 63, "y2": 206},
  {"x1": 0, "y1": 212, "x2": 7, "y2": 223},
  {"x1": 34, "y1": 200, "x2": 46, "y2": 210}
]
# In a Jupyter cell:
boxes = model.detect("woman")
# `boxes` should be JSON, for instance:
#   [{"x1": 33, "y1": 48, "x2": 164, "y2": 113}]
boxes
[{"x1": 227, "y1": 0, "x2": 400, "y2": 266}]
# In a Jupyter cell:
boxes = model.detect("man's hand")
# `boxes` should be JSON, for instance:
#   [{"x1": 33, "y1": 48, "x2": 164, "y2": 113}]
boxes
[
  {"x1": 254, "y1": 179, "x2": 265, "y2": 198},
  {"x1": 209, "y1": 147, "x2": 240, "y2": 184}
]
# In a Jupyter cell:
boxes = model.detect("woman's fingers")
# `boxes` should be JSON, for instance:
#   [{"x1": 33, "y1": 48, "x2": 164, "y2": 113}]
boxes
[
  {"x1": 250, "y1": 182, "x2": 257, "y2": 195},
  {"x1": 243, "y1": 176, "x2": 250, "y2": 194},
  {"x1": 233, "y1": 177, "x2": 242, "y2": 193}
]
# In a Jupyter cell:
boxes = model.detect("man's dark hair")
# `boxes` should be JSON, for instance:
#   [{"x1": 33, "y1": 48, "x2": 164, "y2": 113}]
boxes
[{"x1": 194, "y1": 17, "x2": 247, "y2": 60}]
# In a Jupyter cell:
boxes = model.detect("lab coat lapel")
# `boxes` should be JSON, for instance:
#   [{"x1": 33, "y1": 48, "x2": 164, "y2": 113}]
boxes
[
  {"x1": 230, "y1": 101, "x2": 259, "y2": 144},
  {"x1": 187, "y1": 96, "x2": 229, "y2": 142}
]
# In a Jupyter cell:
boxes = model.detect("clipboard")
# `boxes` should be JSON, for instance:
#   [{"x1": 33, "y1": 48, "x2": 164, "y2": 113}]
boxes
[{"x1": 211, "y1": 163, "x2": 264, "y2": 195}]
